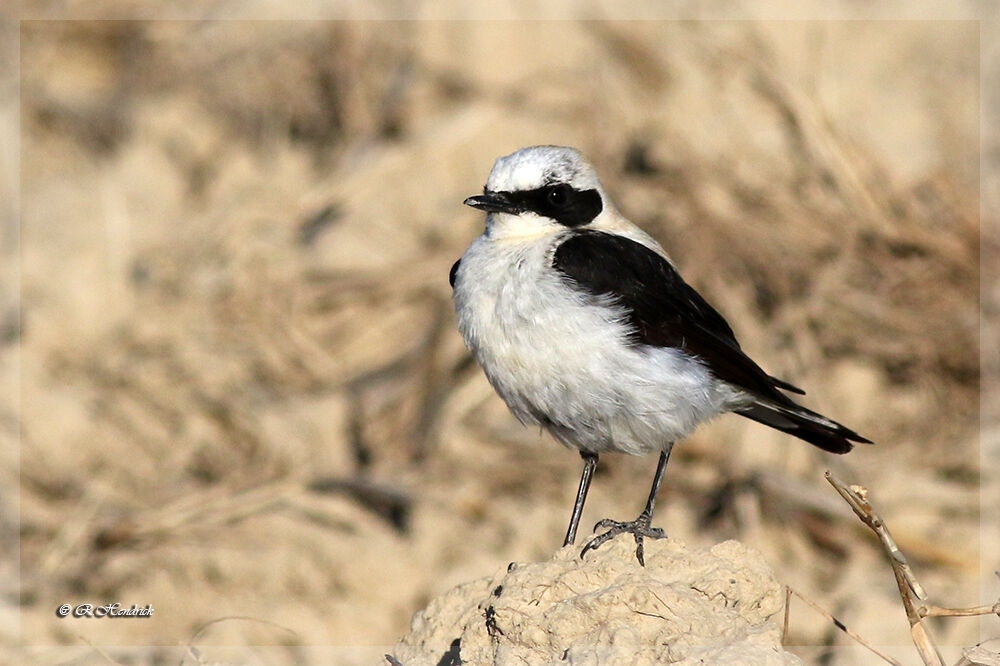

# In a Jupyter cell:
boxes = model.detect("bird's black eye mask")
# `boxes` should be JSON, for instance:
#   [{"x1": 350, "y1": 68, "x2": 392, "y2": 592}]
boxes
[
  {"x1": 506, "y1": 184, "x2": 603, "y2": 228},
  {"x1": 466, "y1": 184, "x2": 603, "y2": 228}
]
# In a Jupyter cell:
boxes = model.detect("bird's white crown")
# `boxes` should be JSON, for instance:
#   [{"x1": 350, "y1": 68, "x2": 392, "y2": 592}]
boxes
[{"x1": 485, "y1": 145, "x2": 603, "y2": 193}]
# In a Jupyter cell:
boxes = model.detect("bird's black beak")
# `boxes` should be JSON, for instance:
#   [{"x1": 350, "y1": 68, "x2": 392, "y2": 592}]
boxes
[{"x1": 464, "y1": 191, "x2": 520, "y2": 215}]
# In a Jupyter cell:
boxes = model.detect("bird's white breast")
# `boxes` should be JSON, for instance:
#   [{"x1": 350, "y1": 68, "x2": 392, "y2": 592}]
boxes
[{"x1": 452, "y1": 229, "x2": 740, "y2": 456}]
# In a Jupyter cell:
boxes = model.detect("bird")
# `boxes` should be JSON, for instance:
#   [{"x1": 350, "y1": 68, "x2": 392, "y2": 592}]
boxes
[{"x1": 449, "y1": 145, "x2": 870, "y2": 566}]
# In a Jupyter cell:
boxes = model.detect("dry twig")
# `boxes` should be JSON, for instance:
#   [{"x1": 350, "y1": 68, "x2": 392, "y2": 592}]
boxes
[
  {"x1": 919, "y1": 603, "x2": 1000, "y2": 619},
  {"x1": 825, "y1": 472, "x2": 927, "y2": 601},
  {"x1": 825, "y1": 472, "x2": 1000, "y2": 666},
  {"x1": 785, "y1": 586, "x2": 903, "y2": 666},
  {"x1": 782, "y1": 585, "x2": 791, "y2": 645},
  {"x1": 826, "y1": 472, "x2": 947, "y2": 665}
]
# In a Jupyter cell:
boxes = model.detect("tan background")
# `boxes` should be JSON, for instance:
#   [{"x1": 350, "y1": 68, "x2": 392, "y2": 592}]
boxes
[{"x1": 3, "y1": 6, "x2": 997, "y2": 666}]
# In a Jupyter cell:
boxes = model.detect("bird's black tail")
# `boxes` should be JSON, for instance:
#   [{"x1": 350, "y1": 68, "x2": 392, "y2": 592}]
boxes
[{"x1": 735, "y1": 401, "x2": 871, "y2": 454}]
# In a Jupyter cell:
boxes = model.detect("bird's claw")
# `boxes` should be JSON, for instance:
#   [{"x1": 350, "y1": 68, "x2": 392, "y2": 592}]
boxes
[{"x1": 581, "y1": 513, "x2": 666, "y2": 566}]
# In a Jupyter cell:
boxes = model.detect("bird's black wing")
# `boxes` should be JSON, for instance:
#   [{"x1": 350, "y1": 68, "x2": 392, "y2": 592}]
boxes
[
  {"x1": 553, "y1": 230, "x2": 794, "y2": 405},
  {"x1": 553, "y1": 230, "x2": 869, "y2": 453}
]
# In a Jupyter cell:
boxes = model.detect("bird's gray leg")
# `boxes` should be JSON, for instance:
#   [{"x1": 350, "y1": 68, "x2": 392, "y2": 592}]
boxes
[
  {"x1": 563, "y1": 452, "x2": 599, "y2": 546},
  {"x1": 581, "y1": 442, "x2": 674, "y2": 566}
]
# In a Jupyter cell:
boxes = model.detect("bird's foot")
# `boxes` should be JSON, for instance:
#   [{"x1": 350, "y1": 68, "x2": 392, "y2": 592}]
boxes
[{"x1": 580, "y1": 512, "x2": 665, "y2": 566}]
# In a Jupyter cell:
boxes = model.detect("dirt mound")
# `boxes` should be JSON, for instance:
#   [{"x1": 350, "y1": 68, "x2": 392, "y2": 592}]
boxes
[{"x1": 390, "y1": 537, "x2": 798, "y2": 666}]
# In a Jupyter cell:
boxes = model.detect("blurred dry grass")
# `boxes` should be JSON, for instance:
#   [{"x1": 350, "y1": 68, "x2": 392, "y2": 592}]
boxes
[{"x1": 4, "y1": 16, "x2": 993, "y2": 666}]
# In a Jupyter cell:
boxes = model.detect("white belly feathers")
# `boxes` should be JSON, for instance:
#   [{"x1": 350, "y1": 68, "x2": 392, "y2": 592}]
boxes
[{"x1": 453, "y1": 232, "x2": 740, "y2": 456}]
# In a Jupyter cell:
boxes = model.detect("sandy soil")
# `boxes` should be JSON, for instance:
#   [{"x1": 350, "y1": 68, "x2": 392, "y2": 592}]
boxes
[
  {"x1": 3, "y1": 7, "x2": 997, "y2": 666},
  {"x1": 391, "y1": 538, "x2": 799, "y2": 666}
]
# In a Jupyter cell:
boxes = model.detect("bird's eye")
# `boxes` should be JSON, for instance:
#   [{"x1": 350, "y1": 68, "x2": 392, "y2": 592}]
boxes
[{"x1": 547, "y1": 185, "x2": 570, "y2": 207}]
